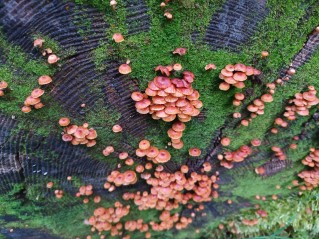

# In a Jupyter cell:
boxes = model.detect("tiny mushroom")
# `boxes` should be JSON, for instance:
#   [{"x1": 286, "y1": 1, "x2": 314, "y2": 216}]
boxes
[
  {"x1": 112, "y1": 124, "x2": 123, "y2": 133},
  {"x1": 48, "y1": 54, "x2": 60, "y2": 64},
  {"x1": 38, "y1": 75, "x2": 53, "y2": 85},
  {"x1": 173, "y1": 48, "x2": 187, "y2": 56},
  {"x1": 112, "y1": 33, "x2": 124, "y2": 43},
  {"x1": 189, "y1": 148, "x2": 201, "y2": 157},
  {"x1": 119, "y1": 64, "x2": 132, "y2": 75}
]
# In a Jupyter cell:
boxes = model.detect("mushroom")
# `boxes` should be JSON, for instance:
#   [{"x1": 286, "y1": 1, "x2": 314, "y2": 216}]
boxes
[
  {"x1": 188, "y1": 148, "x2": 201, "y2": 157},
  {"x1": 261, "y1": 51, "x2": 269, "y2": 58},
  {"x1": 0, "y1": 81, "x2": 8, "y2": 90},
  {"x1": 59, "y1": 117, "x2": 71, "y2": 127},
  {"x1": 21, "y1": 106, "x2": 32, "y2": 113},
  {"x1": 48, "y1": 54, "x2": 60, "y2": 64},
  {"x1": 112, "y1": 33, "x2": 124, "y2": 43},
  {"x1": 119, "y1": 64, "x2": 132, "y2": 75},
  {"x1": 31, "y1": 88, "x2": 45, "y2": 98},
  {"x1": 204, "y1": 64, "x2": 216, "y2": 71},
  {"x1": 112, "y1": 124, "x2": 122, "y2": 133},
  {"x1": 34, "y1": 38, "x2": 45, "y2": 48},
  {"x1": 172, "y1": 48, "x2": 187, "y2": 56},
  {"x1": 221, "y1": 137, "x2": 231, "y2": 146},
  {"x1": 38, "y1": 75, "x2": 53, "y2": 85}
]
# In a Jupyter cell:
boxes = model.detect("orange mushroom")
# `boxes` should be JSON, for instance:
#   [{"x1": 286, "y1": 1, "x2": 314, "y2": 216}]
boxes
[
  {"x1": 38, "y1": 75, "x2": 53, "y2": 85},
  {"x1": 119, "y1": 64, "x2": 131, "y2": 75},
  {"x1": 189, "y1": 148, "x2": 201, "y2": 157},
  {"x1": 112, "y1": 33, "x2": 124, "y2": 43}
]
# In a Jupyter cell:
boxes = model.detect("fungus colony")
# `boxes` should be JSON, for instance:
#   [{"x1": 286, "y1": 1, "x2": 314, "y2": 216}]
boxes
[
  {"x1": 34, "y1": 38, "x2": 60, "y2": 64},
  {"x1": 167, "y1": 121, "x2": 186, "y2": 149},
  {"x1": 136, "y1": 139, "x2": 171, "y2": 164},
  {"x1": 131, "y1": 65, "x2": 202, "y2": 150},
  {"x1": 219, "y1": 145, "x2": 252, "y2": 169},
  {"x1": 80, "y1": 139, "x2": 218, "y2": 238},
  {"x1": 0, "y1": 81, "x2": 8, "y2": 97},
  {"x1": 284, "y1": 86, "x2": 319, "y2": 119},
  {"x1": 298, "y1": 149, "x2": 319, "y2": 190},
  {"x1": 21, "y1": 75, "x2": 53, "y2": 113},
  {"x1": 132, "y1": 66, "x2": 202, "y2": 123},
  {"x1": 58, "y1": 117, "x2": 98, "y2": 147},
  {"x1": 218, "y1": 63, "x2": 261, "y2": 91}
]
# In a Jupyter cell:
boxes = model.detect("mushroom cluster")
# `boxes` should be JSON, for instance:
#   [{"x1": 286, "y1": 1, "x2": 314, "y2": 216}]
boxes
[
  {"x1": 160, "y1": 0, "x2": 173, "y2": 20},
  {"x1": 21, "y1": 88, "x2": 45, "y2": 113},
  {"x1": 106, "y1": 170, "x2": 137, "y2": 187},
  {"x1": 0, "y1": 81, "x2": 8, "y2": 97},
  {"x1": 298, "y1": 149, "x2": 319, "y2": 190},
  {"x1": 59, "y1": 118, "x2": 97, "y2": 147},
  {"x1": 284, "y1": 86, "x2": 319, "y2": 119},
  {"x1": 34, "y1": 38, "x2": 60, "y2": 64},
  {"x1": 77, "y1": 185, "x2": 93, "y2": 197},
  {"x1": 123, "y1": 168, "x2": 219, "y2": 211},
  {"x1": 219, "y1": 145, "x2": 252, "y2": 169},
  {"x1": 131, "y1": 67, "x2": 202, "y2": 123},
  {"x1": 136, "y1": 139, "x2": 171, "y2": 164},
  {"x1": 218, "y1": 63, "x2": 261, "y2": 91},
  {"x1": 54, "y1": 189, "x2": 63, "y2": 199},
  {"x1": 167, "y1": 121, "x2": 186, "y2": 149},
  {"x1": 271, "y1": 146, "x2": 286, "y2": 161},
  {"x1": 150, "y1": 211, "x2": 192, "y2": 231},
  {"x1": 88, "y1": 203, "x2": 130, "y2": 235},
  {"x1": 274, "y1": 117, "x2": 288, "y2": 128}
]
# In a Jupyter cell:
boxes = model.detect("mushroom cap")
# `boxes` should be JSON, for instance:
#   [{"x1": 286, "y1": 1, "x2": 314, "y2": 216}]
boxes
[
  {"x1": 205, "y1": 64, "x2": 216, "y2": 71},
  {"x1": 24, "y1": 96, "x2": 41, "y2": 106},
  {"x1": 74, "y1": 126, "x2": 90, "y2": 138},
  {"x1": 167, "y1": 128, "x2": 182, "y2": 139},
  {"x1": 261, "y1": 94, "x2": 273, "y2": 103},
  {"x1": 233, "y1": 72, "x2": 247, "y2": 82},
  {"x1": 86, "y1": 129, "x2": 98, "y2": 140},
  {"x1": 146, "y1": 146, "x2": 159, "y2": 158},
  {"x1": 154, "y1": 76, "x2": 172, "y2": 89},
  {"x1": 234, "y1": 63, "x2": 246, "y2": 72},
  {"x1": 59, "y1": 117, "x2": 70, "y2": 127},
  {"x1": 131, "y1": 92, "x2": 144, "y2": 101},
  {"x1": 221, "y1": 137, "x2": 231, "y2": 146},
  {"x1": 135, "y1": 99, "x2": 151, "y2": 109},
  {"x1": 165, "y1": 106, "x2": 179, "y2": 115},
  {"x1": 0, "y1": 81, "x2": 8, "y2": 90},
  {"x1": 123, "y1": 170, "x2": 137, "y2": 184},
  {"x1": 172, "y1": 141, "x2": 184, "y2": 149},
  {"x1": 219, "y1": 82, "x2": 230, "y2": 91},
  {"x1": 221, "y1": 69, "x2": 233, "y2": 77},
  {"x1": 0, "y1": 90, "x2": 4, "y2": 97},
  {"x1": 86, "y1": 140, "x2": 97, "y2": 147},
  {"x1": 234, "y1": 93, "x2": 245, "y2": 101},
  {"x1": 172, "y1": 121, "x2": 186, "y2": 132},
  {"x1": 173, "y1": 48, "x2": 187, "y2": 56},
  {"x1": 139, "y1": 140, "x2": 151, "y2": 150},
  {"x1": 38, "y1": 75, "x2": 53, "y2": 85},
  {"x1": 62, "y1": 134, "x2": 73, "y2": 142},
  {"x1": 112, "y1": 33, "x2": 124, "y2": 43},
  {"x1": 34, "y1": 102, "x2": 44, "y2": 109},
  {"x1": 119, "y1": 64, "x2": 132, "y2": 75},
  {"x1": 31, "y1": 88, "x2": 45, "y2": 98},
  {"x1": 48, "y1": 54, "x2": 59, "y2": 64},
  {"x1": 155, "y1": 149, "x2": 171, "y2": 163},
  {"x1": 251, "y1": 139, "x2": 261, "y2": 147},
  {"x1": 34, "y1": 38, "x2": 45, "y2": 47},
  {"x1": 21, "y1": 105, "x2": 32, "y2": 113},
  {"x1": 173, "y1": 64, "x2": 182, "y2": 71},
  {"x1": 189, "y1": 148, "x2": 201, "y2": 157},
  {"x1": 46, "y1": 181, "x2": 53, "y2": 188},
  {"x1": 112, "y1": 124, "x2": 122, "y2": 133},
  {"x1": 119, "y1": 152, "x2": 128, "y2": 160}
]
